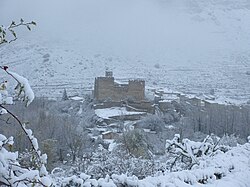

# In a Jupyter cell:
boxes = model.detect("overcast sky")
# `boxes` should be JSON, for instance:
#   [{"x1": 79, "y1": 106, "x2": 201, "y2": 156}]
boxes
[{"x1": 0, "y1": 0, "x2": 249, "y2": 62}]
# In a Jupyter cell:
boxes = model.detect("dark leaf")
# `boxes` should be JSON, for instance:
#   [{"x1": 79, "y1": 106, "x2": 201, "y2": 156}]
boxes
[
  {"x1": 27, "y1": 25, "x2": 31, "y2": 31},
  {"x1": 31, "y1": 21, "x2": 37, "y2": 26},
  {"x1": 11, "y1": 30, "x2": 16, "y2": 38}
]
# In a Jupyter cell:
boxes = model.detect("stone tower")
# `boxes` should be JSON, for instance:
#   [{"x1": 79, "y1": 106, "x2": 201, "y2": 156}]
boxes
[{"x1": 94, "y1": 71, "x2": 145, "y2": 102}]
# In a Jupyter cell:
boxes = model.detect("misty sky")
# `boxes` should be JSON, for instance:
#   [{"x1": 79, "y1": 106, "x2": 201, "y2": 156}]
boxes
[{"x1": 1, "y1": 0, "x2": 249, "y2": 63}]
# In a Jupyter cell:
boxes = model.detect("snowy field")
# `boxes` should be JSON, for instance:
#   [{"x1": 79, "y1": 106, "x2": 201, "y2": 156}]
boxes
[
  {"x1": 1, "y1": 1, "x2": 250, "y2": 186},
  {"x1": 0, "y1": 0, "x2": 250, "y2": 103},
  {"x1": 1, "y1": 38, "x2": 249, "y2": 104}
]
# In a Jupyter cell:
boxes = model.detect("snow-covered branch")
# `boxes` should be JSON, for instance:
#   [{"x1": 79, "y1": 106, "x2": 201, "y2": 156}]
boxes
[
  {"x1": 165, "y1": 134, "x2": 229, "y2": 171},
  {"x1": 0, "y1": 66, "x2": 34, "y2": 106},
  {"x1": 0, "y1": 66, "x2": 51, "y2": 186}
]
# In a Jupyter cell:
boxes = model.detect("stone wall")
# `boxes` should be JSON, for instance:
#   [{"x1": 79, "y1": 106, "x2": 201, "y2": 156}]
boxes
[
  {"x1": 127, "y1": 80, "x2": 145, "y2": 101},
  {"x1": 93, "y1": 101, "x2": 122, "y2": 109},
  {"x1": 94, "y1": 77, "x2": 145, "y2": 102},
  {"x1": 94, "y1": 77, "x2": 115, "y2": 101},
  {"x1": 127, "y1": 101, "x2": 154, "y2": 113}
]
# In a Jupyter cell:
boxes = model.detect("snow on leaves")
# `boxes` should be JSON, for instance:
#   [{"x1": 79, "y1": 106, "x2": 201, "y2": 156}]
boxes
[
  {"x1": 0, "y1": 66, "x2": 51, "y2": 186},
  {"x1": 0, "y1": 67, "x2": 34, "y2": 107},
  {"x1": 0, "y1": 134, "x2": 52, "y2": 186},
  {"x1": 9, "y1": 71, "x2": 35, "y2": 107},
  {"x1": 55, "y1": 141, "x2": 250, "y2": 187},
  {"x1": 165, "y1": 134, "x2": 229, "y2": 171}
]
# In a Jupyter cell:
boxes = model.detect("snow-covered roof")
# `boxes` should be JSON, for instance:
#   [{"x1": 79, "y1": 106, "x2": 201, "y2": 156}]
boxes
[
  {"x1": 95, "y1": 107, "x2": 145, "y2": 119},
  {"x1": 102, "y1": 131, "x2": 113, "y2": 135},
  {"x1": 70, "y1": 96, "x2": 84, "y2": 101}
]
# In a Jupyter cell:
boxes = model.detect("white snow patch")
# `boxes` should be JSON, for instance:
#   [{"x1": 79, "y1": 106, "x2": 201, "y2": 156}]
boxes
[{"x1": 95, "y1": 107, "x2": 145, "y2": 119}]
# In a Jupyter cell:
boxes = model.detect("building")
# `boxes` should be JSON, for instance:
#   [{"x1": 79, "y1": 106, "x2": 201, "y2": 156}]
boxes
[
  {"x1": 94, "y1": 71, "x2": 145, "y2": 102},
  {"x1": 154, "y1": 89, "x2": 180, "y2": 112},
  {"x1": 102, "y1": 131, "x2": 119, "y2": 140}
]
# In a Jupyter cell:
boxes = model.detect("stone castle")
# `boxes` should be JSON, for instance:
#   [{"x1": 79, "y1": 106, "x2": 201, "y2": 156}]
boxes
[{"x1": 94, "y1": 71, "x2": 145, "y2": 102}]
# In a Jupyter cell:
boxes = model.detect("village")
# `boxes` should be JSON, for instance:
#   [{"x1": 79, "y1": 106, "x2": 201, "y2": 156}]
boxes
[
  {"x1": 2, "y1": 0, "x2": 250, "y2": 185},
  {"x1": 90, "y1": 70, "x2": 229, "y2": 142}
]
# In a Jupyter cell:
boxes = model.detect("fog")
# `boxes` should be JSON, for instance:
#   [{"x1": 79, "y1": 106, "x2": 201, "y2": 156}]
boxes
[{"x1": 0, "y1": 0, "x2": 249, "y2": 63}]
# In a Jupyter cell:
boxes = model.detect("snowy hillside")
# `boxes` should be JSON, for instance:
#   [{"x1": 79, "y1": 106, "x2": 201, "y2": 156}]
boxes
[{"x1": 0, "y1": 0, "x2": 250, "y2": 102}]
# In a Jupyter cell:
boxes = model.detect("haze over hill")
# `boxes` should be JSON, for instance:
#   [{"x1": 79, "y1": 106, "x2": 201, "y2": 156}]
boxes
[{"x1": 0, "y1": 0, "x2": 250, "y2": 101}]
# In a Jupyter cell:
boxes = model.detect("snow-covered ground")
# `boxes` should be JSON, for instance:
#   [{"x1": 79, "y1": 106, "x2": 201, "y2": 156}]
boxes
[
  {"x1": 55, "y1": 142, "x2": 250, "y2": 187},
  {"x1": 0, "y1": 0, "x2": 250, "y2": 103},
  {"x1": 140, "y1": 143, "x2": 250, "y2": 187}
]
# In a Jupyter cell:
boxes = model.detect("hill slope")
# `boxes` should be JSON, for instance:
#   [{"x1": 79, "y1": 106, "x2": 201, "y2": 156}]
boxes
[{"x1": 0, "y1": 0, "x2": 250, "y2": 102}]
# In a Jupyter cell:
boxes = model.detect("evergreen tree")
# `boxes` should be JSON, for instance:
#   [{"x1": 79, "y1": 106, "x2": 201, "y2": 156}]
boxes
[{"x1": 62, "y1": 88, "x2": 68, "y2": 100}]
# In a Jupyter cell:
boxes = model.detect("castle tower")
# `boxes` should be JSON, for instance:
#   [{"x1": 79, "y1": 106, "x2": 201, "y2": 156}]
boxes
[
  {"x1": 105, "y1": 70, "x2": 113, "y2": 77},
  {"x1": 127, "y1": 80, "x2": 145, "y2": 101},
  {"x1": 94, "y1": 71, "x2": 114, "y2": 101},
  {"x1": 94, "y1": 71, "x2": 145, "y2": 102}
]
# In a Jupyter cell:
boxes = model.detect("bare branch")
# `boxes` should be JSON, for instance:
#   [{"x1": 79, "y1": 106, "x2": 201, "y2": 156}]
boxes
[
  {"x1": 0, "y1": 66, "x2": 20, "y2": 83},
  {"x1": 0, "y1": 19, "x2": 36, "y2": 45},
  {"x1": 0, "y1": 104, "x2": 41, "y2": 160}
]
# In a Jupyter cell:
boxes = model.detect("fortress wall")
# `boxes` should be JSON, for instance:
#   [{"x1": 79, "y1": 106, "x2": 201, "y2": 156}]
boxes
[
  {"x1": 112, "y1": 86, "x2": 129, "y2": 101},
  {"x1": 127, "y1": 80, "x2": 145, "y2": 101},
  {"x1": 95, "y1": 77, "x2": 114, "y2": 101},
  {"x1": 128, "y1": 101, "x2": 154, "y2": 113},
  {"x1": 94, "y1": 75, "x2": 145, "y2": 102}
]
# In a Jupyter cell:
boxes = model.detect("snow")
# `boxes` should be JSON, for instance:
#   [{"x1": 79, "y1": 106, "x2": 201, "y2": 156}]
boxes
[
  {"x1": 8, "y1": 71, "x2": 35, "y2": 106},
  {"x1": 132, "y1": 143, "x2": 250, "y2": 187},
  {"x1": 0, "y1": 81, "x2": 13, "y2": 105},
  {"x1": 0, "y1": 133, "x2": 52, "y2": 187},
  {"x1": 0, "y1": 66, "x2": 52, "y2": 186},
  {"x1": 0, "y1": 108, "x2": 7, "y2": 115},
  {"x1": 166, "y1": 125, "x2": 175, "y2": 129},
  {"x1": 1, "y1": 1, "x2": 250, "y2": 186},
  {"x1": 0, "y1": 134, "x2": 7, "y2": 142},
  {"x1": 41, "y1": 176, "x2": 52, "y2": 186},
  {"x1": 108, "y1": 141, "x2": 116, "y2": 151},
  {"x1": 51, "y1": 138, "x2": 250, "y2": 187},
  {"x1": 1, "y1": 0, "x2": 250, "y2": 103},
  {"x1": 102, "y1": 131, "x2": 112, "y2": 135},
  {"x1": 23, "y1": 126, "x2": 39, "y2": 151},
  {"x1": 2, "y1": 131, "x2": 249, "y2": 187},
  {"x1": 3, "y1": 96, "x2": 13, "y2": 104},
  {"x1": 95, "y1": 107, "x2": 145, "y2": 119},
  {"x1": 70, "y1": 96, "x2": 84, "y2": 101},
  {"x1": 98, "y1": 176, "x2": 116, "y2": 187},
  {"x1": 80, "y1": 173, "x2": 91, "y2": 181},
  {"x1": 40, "y1": 164, "x2": 49, "y2": 176},
  {"x1": 77, "y1": 105, "x2": 83, "y2": 115},
  {"x1": 40, "y1": 153, "x2": 48, "y2": 164},
  {"x1": 143, "y1": 128, "x2": 151, "y2": 133}
]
